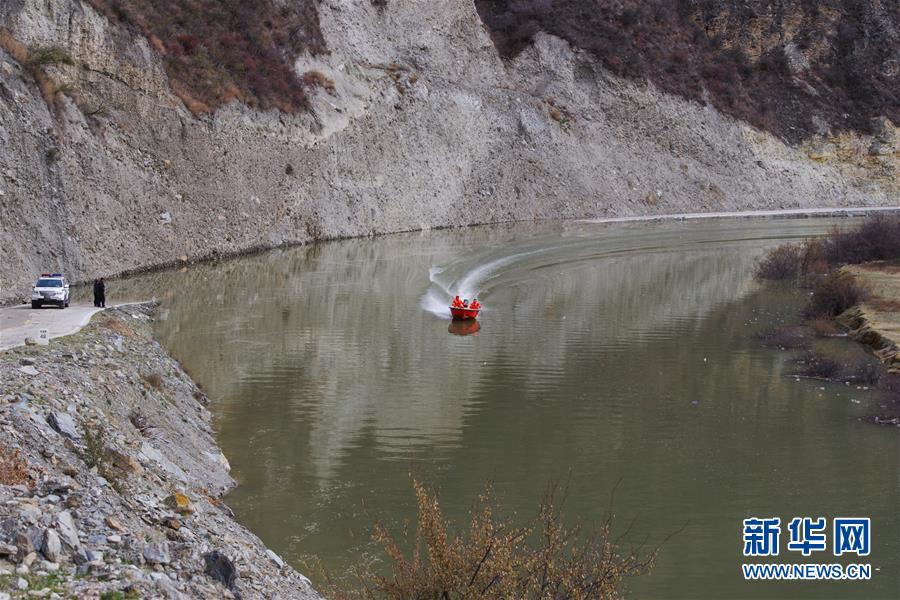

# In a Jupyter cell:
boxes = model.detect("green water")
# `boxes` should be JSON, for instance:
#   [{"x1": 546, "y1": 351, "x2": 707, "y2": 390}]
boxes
[{"x1": 114, "y1": 217, "x2": 898, "y2": 598}]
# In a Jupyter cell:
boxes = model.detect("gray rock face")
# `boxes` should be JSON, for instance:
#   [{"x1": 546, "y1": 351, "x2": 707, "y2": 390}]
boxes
[
  {"x1": 55, "y1": 511, "x2": 81, "y2": 552},
  {"x1": 46, "y1": 412, "x2": 80, "y2": 440},
  {"x1": 41, "y1": 528, "x2": 61, "y2": 563},
  {"x1": 203, "y1": 551, "x2": 237, "y2": 589},
  {"x1": 18, "y1": 366, "x2": 38, "y2": 376},
  {"x1": 143, "y1": 542, "x2": 171, "y2": 565}
]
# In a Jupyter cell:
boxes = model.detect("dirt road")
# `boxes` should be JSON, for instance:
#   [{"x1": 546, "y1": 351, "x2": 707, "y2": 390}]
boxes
[{"x1": 0, "y1": 303, "x2": 105, "y2": 351}]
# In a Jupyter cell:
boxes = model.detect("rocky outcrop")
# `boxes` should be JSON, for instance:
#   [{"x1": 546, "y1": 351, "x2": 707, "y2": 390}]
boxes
[
  {"x1": 0, "y1": 304, "x2": 320, "y2": 598},
  {"x1": 0, "y1": 0, "x2": 896, "y2": 305}
]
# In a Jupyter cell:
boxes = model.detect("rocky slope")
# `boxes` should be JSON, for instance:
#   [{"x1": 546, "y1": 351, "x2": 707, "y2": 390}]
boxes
[
  {"x1": 0, "y1": 0, "x2": 896, "y2": 304},
  {"x1": 0, "y1": 303, "x2": 321, "y2": 599}
]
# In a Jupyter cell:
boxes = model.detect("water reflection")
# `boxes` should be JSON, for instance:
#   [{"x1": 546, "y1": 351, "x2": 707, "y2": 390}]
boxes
[
  {"x1": 95, "y1": 218, "x2": 899, "y2": 599},
  {"x1": 448, "y1": 320, "x2": 481, "y2": 336}
]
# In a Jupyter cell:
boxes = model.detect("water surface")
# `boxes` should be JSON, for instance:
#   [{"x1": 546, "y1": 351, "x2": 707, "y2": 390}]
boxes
[{"x1": 115, "y1": 218, "x2": 898, "y2": 598}]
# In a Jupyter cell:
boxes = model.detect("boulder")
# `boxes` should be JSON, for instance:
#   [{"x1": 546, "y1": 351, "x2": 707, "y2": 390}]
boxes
[
  {"x1": 41, "y1": 529, "x2": 61, "y2": 563},
  {"x1": 203, "y1": 551, "x2": 237, "y2": 590},
  {"x1": 46, "y1": 412, "x2": 80, "y2": 440},
  {"x1": 54, "y1": 511, "x2": 81, "y2": 552},
  {"x1": 142, "y1": 542, "x2": 171, "y2": 565},
  {"x1": 165, "y1": 492, "x2": 193, "y2": 515}
]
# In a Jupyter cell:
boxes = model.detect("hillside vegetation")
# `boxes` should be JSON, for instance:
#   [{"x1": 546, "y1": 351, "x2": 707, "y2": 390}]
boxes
[
  {"x1": 86, "y1": 0, "x2": 325, "y2": 114},
  {"x1": 474, "y1": 0, "x2": 900, "y2": 142}
]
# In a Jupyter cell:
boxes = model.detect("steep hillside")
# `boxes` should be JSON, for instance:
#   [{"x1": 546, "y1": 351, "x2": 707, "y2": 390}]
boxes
[
  {"x1": 475, "y1": 0, "x2": 900, "y2": 142},
  {"x1": 0, "y1": 0, "x2": 896, "y2": 303}
]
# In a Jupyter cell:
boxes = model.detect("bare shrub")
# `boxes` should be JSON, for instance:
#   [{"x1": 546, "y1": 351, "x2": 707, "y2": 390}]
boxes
[
  {"x1": 101, "y1": 317, "x2": 135, "y2": 338},
  {"x1": 805, "y1": 271, "x2": 869, "y2": 318},
  {"x1": 0, "y1": 443, "x2": 30, "y2": 486},
  {"x1": 473, "y1": 1, "x2": 899, "y2": 142},
  {"x1": 824, "y1": 217, "x2": 900, "y2": 266},
  {"x1": 27, "y1": 46, "x2": 74, "y2": 67},
  {"x1": 301, "y1": 70, "x2": 336, "y2": 94},
  {"x1": 755, "y1": 243, "x2": 802, "y2": 280},
  {"x1": 141, "y1": 372, "x2": 164, "y2": 391},
  {"x1": 329, "y1": 480, "x2": 656, "y2": 599},
  {"x1": 800, "y1": 239, "x2": 829, "y2": 276},
  {"x1": 85, "y1": 0, "x2": 326, "y2": 114}
]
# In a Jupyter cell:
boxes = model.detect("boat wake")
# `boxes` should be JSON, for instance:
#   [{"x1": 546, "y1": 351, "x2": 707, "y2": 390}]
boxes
[{"x1": 420, "y1": 249, "x2": 548, "y2": 320}]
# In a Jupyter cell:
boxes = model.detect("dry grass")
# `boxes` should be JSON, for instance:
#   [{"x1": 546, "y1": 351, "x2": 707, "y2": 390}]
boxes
[
  {"x1": 327, "y1": 480, "x2": 656, "y2": 599},
  {"x1": 101, "y1": 317, "x2": 135, "y2": 338},
  {"x1": 0, "y1": 443, "x2": 30, "y2": 486},
  {"x1": 301, "y1": 70, "x2": 336, "y2": 94},
  {"x1": 86, "y1": 0, "x2": 325, "y2": 115},
  {"x1": 141, "y1": 372, "x2": 164, "y2": 391}
]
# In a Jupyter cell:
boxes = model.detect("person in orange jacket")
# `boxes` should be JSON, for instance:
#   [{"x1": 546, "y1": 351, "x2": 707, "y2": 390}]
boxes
[
  {"x1": 452, "y1": 295, "x2": 462, "y2": 308},
  {"x1": 471, "y1": 298, "x2": 480, "y2": 310}
]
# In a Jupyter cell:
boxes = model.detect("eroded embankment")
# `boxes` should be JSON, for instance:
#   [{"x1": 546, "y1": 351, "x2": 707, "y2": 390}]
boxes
[
  {"x1": 0, "y1": 304, "x2": 320, "y2": 599},
  {"x1": 840, "y1": 264, "x2": 900, "y2": 374}
]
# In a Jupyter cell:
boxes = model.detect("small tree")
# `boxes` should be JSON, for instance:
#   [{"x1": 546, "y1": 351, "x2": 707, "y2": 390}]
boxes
[{"x1": 329, "y1": 480, "x2": 657, "y2": 599}]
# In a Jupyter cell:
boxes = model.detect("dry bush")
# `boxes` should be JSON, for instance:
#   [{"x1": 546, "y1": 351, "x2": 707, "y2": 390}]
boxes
[
  {"x1": 755, "y1": 243, "x2": 802, "y2": 280},
  {"x1": 823, "y1": 217, "x2": 900, "y2": 266},
  {"x1": 27, "y1": 46, "x2": 74, "y2": 67},
  {"x1": 141, "y1": 372, "x2": 164, "y2": 391},
  {"x1": 86, "y1": 0, "x2": 326, "y2": 114},
  {"x1": 473, "y1": 1, "x2": 900, "y2": 142},
  {"x1": 0, "y1": 28, "x2": 29, "y2": 63},
  {"x1": 329, "y1": 480, "x2": 656, "y2": 599},
  {"x1": 0, "y1": 443, "x2": 30, "y2": 486},
  {"x1": 805, "y1": 271, "x2": 869, "y2": 318},
  {"x1": 800, "y1": 239, "x2": 829, "y2": 276},
  {"x1": 301, "y1": 70, "x2": 336, "y2": 94},
  {"x1": 101, "y1": 317, "x2": 135, "y2": 338}
]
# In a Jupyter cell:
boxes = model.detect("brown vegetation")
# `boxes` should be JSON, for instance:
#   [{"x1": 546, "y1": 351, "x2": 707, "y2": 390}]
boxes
[
  {"x1": 474, "y1": 1, "x2": 900, "y2": 142},
  {"x1": 101, "y1": 317, "x2": 135, "y2": 338},
  {"x1": 806, "y1": 271, "x2": 869, "y2": 318},
  {"x1": 756, "y1": 216, "x2": 900, "y2": 282},
  {"x1": 141, "y1": 371, "x2": 164, "y2": 391},
  {"x1": 754, "y1": 243, "x2": 803, "y2": 280},
  {"x1": 328, "y1": 480, "x2": 656, "y2": 599},
  {"x1": 85, "y1": 0, "x2": 326, "y2": 114},
  {"x1": 0, "y1": 443, "x2": 30, "y2": 486}
]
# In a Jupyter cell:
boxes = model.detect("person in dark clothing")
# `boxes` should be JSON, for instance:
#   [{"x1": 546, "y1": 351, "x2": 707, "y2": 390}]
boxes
[
  {"x1": 92, "y1": 279, "x2": 101, "y2": 307},
  {"x1": 97, "y1": 277, "x2": 106, "y2": 308}
]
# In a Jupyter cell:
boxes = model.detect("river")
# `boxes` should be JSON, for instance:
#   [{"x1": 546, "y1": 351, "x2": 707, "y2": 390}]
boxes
[{"x1": 104, "y1": 217, "x2": 900, "y2": 598}]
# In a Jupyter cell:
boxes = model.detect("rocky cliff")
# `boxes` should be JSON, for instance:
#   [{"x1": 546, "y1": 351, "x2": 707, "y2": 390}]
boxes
[
  {"x1": 0, "y1": 304, "x2": 321, "y2": 598},
  {"x1": 0, "y1": 0, "x2": 897, "y2": 303}
]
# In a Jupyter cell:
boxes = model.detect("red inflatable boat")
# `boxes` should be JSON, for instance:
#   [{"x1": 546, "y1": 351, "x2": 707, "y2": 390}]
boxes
[{"x1": 449, "y1": 305, "x2": 480, "y2": 320}]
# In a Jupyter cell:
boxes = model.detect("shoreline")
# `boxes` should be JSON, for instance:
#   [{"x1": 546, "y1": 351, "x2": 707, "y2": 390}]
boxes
[
  {"x1": 4, "y1": 207, "x2": 898, "y2": 310},
  {"x1": 0, "y1": 304, "x2": 321, "y2": 599}
]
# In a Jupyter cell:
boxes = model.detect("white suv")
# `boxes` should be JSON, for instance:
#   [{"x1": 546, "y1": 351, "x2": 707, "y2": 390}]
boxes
[{"x1": 31, "y1": 274, "x2": 70, "y2": 309}]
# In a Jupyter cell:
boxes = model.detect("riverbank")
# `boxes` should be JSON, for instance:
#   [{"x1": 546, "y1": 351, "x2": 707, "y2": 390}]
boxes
[
  {"x1": 0, "y1": 303, "x2": 321, "y2": 599},
  {"x1": 1, "y1": 2, "x2": 897, "y2": 305},
  {"x1": 840, "y1": 263, "x2": 900, "y2": 374}
]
